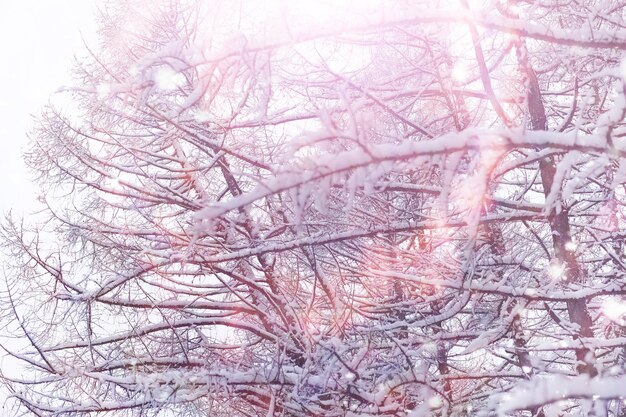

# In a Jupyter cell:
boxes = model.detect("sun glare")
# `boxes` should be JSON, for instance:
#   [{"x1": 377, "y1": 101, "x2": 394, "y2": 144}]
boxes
[
  {"x1": 602, "y1": 299, "x2": 626, "y2": 324},
  {"x1": 547, "y1": 262, "x2": 566, "y2": 280},
  {"x1": 284, "y1": 0, "x2": 388, "y2": 28},
  {"x1": 452, "y1": 62, "x2": 470, "y2": 84}
]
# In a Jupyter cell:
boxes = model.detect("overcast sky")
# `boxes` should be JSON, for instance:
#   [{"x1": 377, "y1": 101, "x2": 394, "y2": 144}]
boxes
[
  {"x1": 0, "y1": 0, "x2": 98, "y2": 213},
  {"x1": 0, "y1": 1, "x2": 99, "y2": 408}
]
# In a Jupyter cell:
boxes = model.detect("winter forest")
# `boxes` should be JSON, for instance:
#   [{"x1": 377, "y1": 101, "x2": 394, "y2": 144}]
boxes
[{"x1": 2, "y1": 0, "x2": 626, "y2": 416}]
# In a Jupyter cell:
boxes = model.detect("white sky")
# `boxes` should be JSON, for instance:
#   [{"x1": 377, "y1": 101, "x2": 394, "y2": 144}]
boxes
[
  {"x1": 0, "y1": 1, "x2": 99, "y2": 411},
  {"x1": 0, "y1": 0, "x2": 99, "y2": 213}
]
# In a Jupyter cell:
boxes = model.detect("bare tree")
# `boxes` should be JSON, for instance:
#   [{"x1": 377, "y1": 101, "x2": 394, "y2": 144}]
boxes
[{"x1": 2, "y1": 0, "x2": 626, "y2": 416}]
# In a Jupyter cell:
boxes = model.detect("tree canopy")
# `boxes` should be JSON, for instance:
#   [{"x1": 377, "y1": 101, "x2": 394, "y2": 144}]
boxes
[{"x1": 2, "y1": 0, "x2": 626, "y2": 416}]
